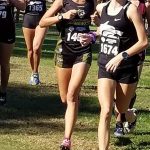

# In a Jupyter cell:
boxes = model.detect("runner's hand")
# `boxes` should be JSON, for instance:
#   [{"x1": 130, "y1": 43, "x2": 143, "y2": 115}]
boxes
[
  {"x1": 80, "y1": 33, "x2": 92, "y2": 46},
  {"x1": 62, "y1": 9, "x2": 77, "y2": 19},
  {"x1": 105, "y1": 53, "x2": 123, "y2": 73}
]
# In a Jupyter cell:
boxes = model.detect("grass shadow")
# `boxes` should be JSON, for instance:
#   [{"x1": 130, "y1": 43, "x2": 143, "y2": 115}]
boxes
[
  {"x1": 138, "y1": 141, "x2": 150, "y2": 148},
  {"x1": 114, "y1": 137, "x2": 132, "y2": 146},
  {"x1": 0, "y1": 82, "x2": 99, "y2": 135}
]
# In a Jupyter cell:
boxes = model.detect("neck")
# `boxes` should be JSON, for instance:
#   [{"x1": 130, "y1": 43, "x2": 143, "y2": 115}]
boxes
[
  {"x1": 72, "y1": 0, "x2": 86, "y2": 4},
  {"x1": 109, "y1": 0, "x2": 126, "y2": 10}
]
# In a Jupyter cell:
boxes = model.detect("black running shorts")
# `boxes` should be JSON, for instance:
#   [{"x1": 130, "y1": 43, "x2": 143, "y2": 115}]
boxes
[
  {"x1": 22, "y1": 13, "x2": 43, "y2": 29},
  {"x1": 98, "y1": 65, "x2": 138, "y2": 84}
]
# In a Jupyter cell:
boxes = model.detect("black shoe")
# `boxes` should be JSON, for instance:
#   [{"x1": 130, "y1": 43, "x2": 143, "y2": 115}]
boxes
[
  {"x1": 114, "y1": 122, "x2": 125, "y2": 137},
  {"x1": 0, "y1": 92, "x2": 7, "y2": 105}
]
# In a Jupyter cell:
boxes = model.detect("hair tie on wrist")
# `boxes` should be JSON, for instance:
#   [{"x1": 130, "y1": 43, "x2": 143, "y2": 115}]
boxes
[{"x1": 88, "y1": 32, "x2": 97, "y2": 44}]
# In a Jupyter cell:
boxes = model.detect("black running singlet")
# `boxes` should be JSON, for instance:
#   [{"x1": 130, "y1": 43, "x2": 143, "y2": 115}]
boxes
[
  {"x1": 0, "y1": 0, "x2": 14, "y2": 22},
  {"x1": 0, "y1": 0, "x2": 15, "y2": 43},
  {"x1": 56, "y1": 0, "x2": 95, "y2": 55},
  {"x1": 98, "y1": 1, "x2": 140, "y2": 68},
  {"x1": 25, "y1": 0, "x2": 46, "y2": 15}
]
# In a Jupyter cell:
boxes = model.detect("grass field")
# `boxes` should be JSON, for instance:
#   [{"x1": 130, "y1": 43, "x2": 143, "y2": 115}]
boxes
[{"x1": 0, "y1": 23, "x2": 150, "y2": 150}]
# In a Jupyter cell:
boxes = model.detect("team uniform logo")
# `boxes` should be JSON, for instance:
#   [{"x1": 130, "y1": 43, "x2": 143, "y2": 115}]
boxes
[
  {"x1": 77, "y1": 9, "x2": 85, "y2": 18},
  {"x1": 77, "y1": 6, "x2": 86, "y2": 19}
]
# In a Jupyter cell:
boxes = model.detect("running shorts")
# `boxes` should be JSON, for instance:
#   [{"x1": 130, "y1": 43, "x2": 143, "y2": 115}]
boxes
[
  {"x1": 54, "y1": 51, "x2": 92, "y2": 68},
  {"x1": 98, "y1": 65, "x2": 138, "y2": 84},
  {"x1": 22, "y1": 13, "x2": 43, "y2": 29}
]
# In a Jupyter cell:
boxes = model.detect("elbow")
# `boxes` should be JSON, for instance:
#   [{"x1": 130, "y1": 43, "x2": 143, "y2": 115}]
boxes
[
  {"x1": 143, "y1": 38, "x2": 149, "y2": 49},
  {"x1": 139, "y1": 37, "x2": 149, "y2": 50}
]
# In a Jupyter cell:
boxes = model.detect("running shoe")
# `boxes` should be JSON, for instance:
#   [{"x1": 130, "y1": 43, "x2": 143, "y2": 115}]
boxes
[
  {"x1": 124, "y1": 108, "x2": 137, "y2": 133},
  {"x1": 124, "y1": 119, "x2": 137, "y2": 133},
  {"x1": 114, "y1": 122, "x2": 125, "y2": 137},
  {"x1": 29, "y1": 73, "x2": 40, "y2": 85},
  {"x1": 0, "y1": 92, "x2": 7, "y2": 105},
  {"x1": 60, "y1": 138, "x2": 71, "y2": 150}
]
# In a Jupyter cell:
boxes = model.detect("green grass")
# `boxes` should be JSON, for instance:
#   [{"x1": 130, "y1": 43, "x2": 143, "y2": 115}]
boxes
[{"x1": 0, "y1": 22, "x2": 150, "y2": 150}]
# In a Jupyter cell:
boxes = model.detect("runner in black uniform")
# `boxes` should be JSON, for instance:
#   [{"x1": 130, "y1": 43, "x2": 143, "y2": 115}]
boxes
[
  {"x1": 86, "y1": 0, "x2": 148, "y2": 149},
  {"x1": 22, "y1": 0, "x2": 48, "y2": 85},
  {"x1": 39, "y1": 0, "x2": 96, "y2": 149},
  {"x1": 0, "y1": 0, "x2": 26, "y2": 105}
]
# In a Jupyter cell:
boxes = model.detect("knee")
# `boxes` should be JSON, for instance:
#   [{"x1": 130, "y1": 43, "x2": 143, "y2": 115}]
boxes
[
  {"x1": 33, "y1": 44, "x2": 40, "y2": 55},
  {"x1": 28, "y1": 49, "x2": 33, "y2": 57},
  {"x1": 67, "y1": 91, "x2": 78, "y2": 102},
  {"x1": 66, "y1": 91, "x2": 79, "y2": 106},
  {"x1": 100, "y1": 107, "x2": 112, "y2": 120}
]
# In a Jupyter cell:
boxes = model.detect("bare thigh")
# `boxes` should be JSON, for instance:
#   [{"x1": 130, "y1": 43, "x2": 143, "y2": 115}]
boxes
[
  {"x1": 22, "y1": 27, "x2": 35, "y2": 50},
  {"x1": 68, "y1": 62, "x2": 90, "y2": 98},
  {"x1": 55, "y1": 62, "x2": 90, "y2": 102},
  {"x1": 115, "y1": 82, "x2": 137, "y2": 113},
  {"x1": 55, "y1": 66, "x2": 72, "y2": 102},
  {"x1": 98, "y1": 78, "x2": 116, "y2": 112}
]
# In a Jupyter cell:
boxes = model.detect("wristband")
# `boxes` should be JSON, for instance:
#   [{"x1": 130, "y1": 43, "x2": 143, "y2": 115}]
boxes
[{"x1": 88, "y1": 32, "x2": 97, "y2": 44}]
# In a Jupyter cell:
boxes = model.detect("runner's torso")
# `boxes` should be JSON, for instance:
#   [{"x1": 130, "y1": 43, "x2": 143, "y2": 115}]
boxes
[
  {"x1": 56, "y1": 0, "x2": 95, "y2": 55},
  {"x1": 98, "y1": 1, "x2": 140, "y2": 68}
]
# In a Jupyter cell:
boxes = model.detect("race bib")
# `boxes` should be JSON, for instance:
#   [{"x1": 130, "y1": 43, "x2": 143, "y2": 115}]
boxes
[
  {"x1": 66, "y1": 32, "x2": 82, "y2": 43},
  {"x1": 65, "y1": 26, "x2": 87, "y2": 43},
  {"x1": 28, "y1": 1, "x2": 43, "y2": 13},
  {"x1": 0, "y1": 10, "x2": 7, "y2": 19},
  {"x1": 0, "y1": 2, "x2": 7, "y2": 19},
  {"x1": 100, "y1": 35, "x2": 120, "y2": 56}
]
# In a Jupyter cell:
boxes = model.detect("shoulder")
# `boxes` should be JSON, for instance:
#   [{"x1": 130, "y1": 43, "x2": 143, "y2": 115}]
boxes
[
  {"x1": 127, "y1": 3, "x2": 140, "y2": 20},
  {"x1": 130, "y1": 0, "x2": 140, "y2": 7},
  {"x1": 51, "y1": 0, "x2": 63, "y2": 7},
  {"x1": 127, "y1": 3, "x2": 139, "y2": 15},
  {"x1": 96, "y1": 2, "x2": 108, "y2": 16}
]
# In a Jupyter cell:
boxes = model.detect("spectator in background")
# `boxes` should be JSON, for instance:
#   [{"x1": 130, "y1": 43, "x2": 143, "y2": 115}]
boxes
[
  {"x1": 22, "y1": 0, "x2": 48, "y2": 85},
  {"x1": 0, "y1": 0, "x2": 26, "y2": 105}
]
